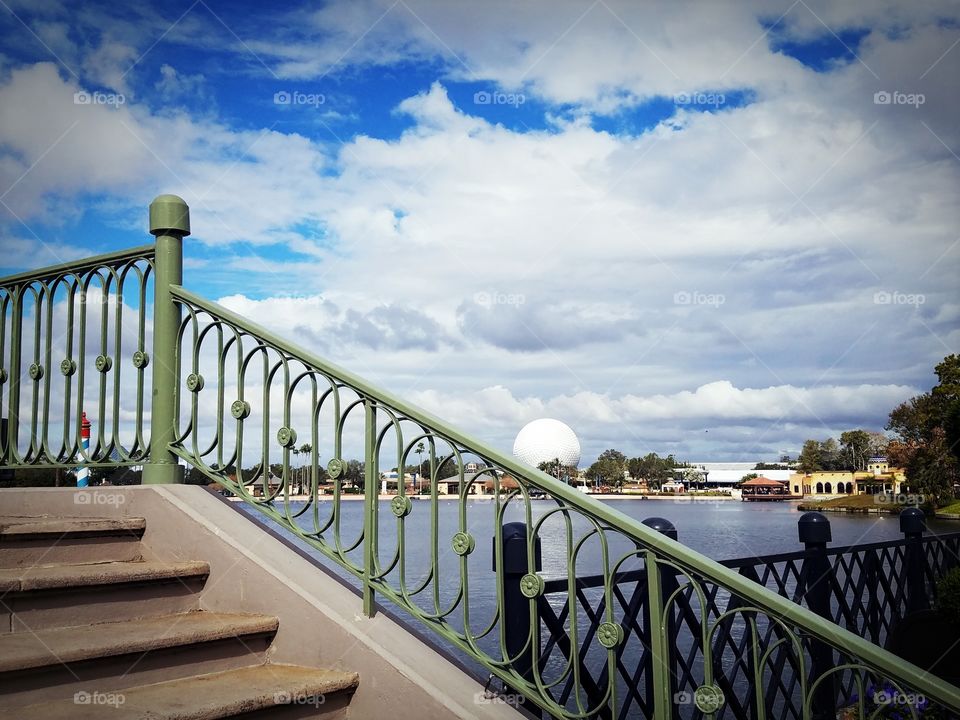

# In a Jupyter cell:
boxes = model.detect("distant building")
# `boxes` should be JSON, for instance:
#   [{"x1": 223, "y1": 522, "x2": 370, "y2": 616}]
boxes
[{"x1": 788, "y1": 464, "x2": 905, "y2": 497}]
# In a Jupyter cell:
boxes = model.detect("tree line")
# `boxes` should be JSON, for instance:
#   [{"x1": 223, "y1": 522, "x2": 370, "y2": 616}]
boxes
[{"x1": 794, "y1": 355, "x2": 959, "y2": 506}]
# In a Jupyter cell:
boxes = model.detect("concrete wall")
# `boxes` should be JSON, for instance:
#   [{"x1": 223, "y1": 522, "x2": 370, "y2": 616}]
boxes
[{"x1": 0, "y1": 486, "x2": 519, "y2": 720}]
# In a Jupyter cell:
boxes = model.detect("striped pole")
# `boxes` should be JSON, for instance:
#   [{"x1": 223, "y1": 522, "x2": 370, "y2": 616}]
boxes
[{"x1": 77, "y1": 412, "x2": 90, "y2": 488}]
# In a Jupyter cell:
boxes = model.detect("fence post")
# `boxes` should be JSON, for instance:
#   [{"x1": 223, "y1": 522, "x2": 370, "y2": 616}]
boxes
[
  {"x1": 798, "y1": 512, "x2": 836, "y2": 720},
  {"x1": 642, "y1": 518, "x2": 681, "y2": 720},
  {"x1": 143, "y1": 195, "x2": 189, "y2": 484},
  {"x1": 900, "y1": 507, "x2": 927, "y2": 613},
  {"x1": 495, "y1": 521, "x2": 541, "y2": 703}
]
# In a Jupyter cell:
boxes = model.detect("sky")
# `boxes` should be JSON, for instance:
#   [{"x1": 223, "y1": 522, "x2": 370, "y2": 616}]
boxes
[{"x1": 0, "y1": 0, "x2": 958, "y2": 464}]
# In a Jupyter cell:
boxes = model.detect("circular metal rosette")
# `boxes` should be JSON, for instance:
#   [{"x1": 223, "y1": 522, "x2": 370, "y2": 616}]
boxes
[
  {"x1": 451, "y1": 531, "x2": 475, "y2": 556},
  {"x1": 597, "y1": 621, "x2": 624, "y2": 649},
  {"x1": 185, "y1": 372, "x2": 204, "y2": 392},
  {"x1": 95, "y1": 355, "x2": 113, "y2": 373},
  {"x1": 230, "y1": 399, "x2": 251, "y2": 420},
  {"x1": 276, "y1": 426, "x2": 297, "y2": 448},
  {"x1": 60, "y1": 359, "x2": 76, "y2": 376},
  {"x1": 326, "y1": 458, "x2": 344, "y2": 479},
  {"x1": 132, "y1": 350, "x2": 149, "y2": 369},
  {"x1": 28, "y1": 363, "x2": 43, "y2": 380},
  {"x1": 0, "y1": 368, "x2": 7, "y2": 384},
  {"x1": 519, "y1": 573, "x2": 545, "y2": 598},
  {"x1": 694, "y1": 685, "x2": 725, "y2": 714},
  {"x1": 390, "y1": 495, "x2": 412, "y2": 518}
]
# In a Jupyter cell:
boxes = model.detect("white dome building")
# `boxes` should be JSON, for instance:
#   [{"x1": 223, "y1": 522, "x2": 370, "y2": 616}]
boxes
[{"x1": 513, "y1": 419, "x2": 581, "y2": 469}]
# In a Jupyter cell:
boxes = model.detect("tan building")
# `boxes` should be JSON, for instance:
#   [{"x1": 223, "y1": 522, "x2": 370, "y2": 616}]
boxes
[{"x1": 789, "y1": 458, "x2": 905, "y2": 497}]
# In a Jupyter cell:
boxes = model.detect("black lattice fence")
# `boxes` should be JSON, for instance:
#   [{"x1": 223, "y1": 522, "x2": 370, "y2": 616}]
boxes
[{"x1": 530, "y1": 517, "x2": 960, "y2": 720}]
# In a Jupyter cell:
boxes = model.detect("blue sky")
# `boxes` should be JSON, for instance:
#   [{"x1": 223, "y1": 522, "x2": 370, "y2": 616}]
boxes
[{"x1": 1, "y1": 0, "x2": 958, "y2": 463}]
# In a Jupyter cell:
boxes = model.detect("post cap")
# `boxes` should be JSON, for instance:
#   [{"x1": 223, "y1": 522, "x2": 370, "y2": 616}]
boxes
[
  {"x1": 642, "y1": 517, "x2": 678, "y2": 541},
  {"x1": 798, "y1": 512, "x2": 831, "y2": 545},
  {"x1": 149, "y1": 194, "x2": 191, "y2": 237},
  {"x1": 899, "y1": 506, "x2": 925, "y2": 536},
  {"x1": 493, "y1": 521, "x2": 542, "y2": 573}
]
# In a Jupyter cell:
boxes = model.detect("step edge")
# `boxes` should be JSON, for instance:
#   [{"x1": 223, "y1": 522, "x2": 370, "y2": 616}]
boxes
[
  {"x1": 0, "y1": 612, "x2": 281, "y2": 673},
  {"x1": 2, "y1": 560, "x2": 211, "y2": 592},
  {"x1": 9, "y1": 664, "x2": 360, "y2": 719}
]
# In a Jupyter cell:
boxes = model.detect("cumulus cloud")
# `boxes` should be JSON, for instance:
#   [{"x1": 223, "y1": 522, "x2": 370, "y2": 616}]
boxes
[{"x1": 0, "y1": 1, "x2": 957, "y2": 461}]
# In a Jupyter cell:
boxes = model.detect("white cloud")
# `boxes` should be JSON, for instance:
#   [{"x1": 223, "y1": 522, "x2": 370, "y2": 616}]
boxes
[{"x1": 0, "y1": 2, "x2": 957, "y2": 461}]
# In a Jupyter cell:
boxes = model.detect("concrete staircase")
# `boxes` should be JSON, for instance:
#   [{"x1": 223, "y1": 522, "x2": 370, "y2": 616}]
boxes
[{"x1": 0, "y1": 515, "x2": 359, "y2": 719}]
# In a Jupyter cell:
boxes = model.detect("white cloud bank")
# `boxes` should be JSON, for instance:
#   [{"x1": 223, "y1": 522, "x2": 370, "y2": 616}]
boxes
[{"x1": 0, "y1": 1, "x2": 958, "y2": 460}]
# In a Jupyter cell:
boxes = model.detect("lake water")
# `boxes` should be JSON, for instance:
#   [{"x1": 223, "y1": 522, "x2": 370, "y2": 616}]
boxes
[
  {"x1": 238, "y1": 496, "x2": 959, "y2": 713},
  {"x1": 244, "y1": 496, "x2": 958, "y2": 564}
]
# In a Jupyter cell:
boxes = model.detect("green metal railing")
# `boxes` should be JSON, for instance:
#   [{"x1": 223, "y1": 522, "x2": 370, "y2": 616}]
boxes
[{"x1": 1, "y1": 195, "x2": 958, "y2": 720}]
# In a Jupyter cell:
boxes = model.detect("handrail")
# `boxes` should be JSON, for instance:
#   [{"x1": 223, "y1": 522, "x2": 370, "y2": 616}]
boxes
[
  {"x1": 0, "y1": 245, "x2": 156, "y2": 468},
  {"x1": 0, "y1": 244, "x2": 156, "y2": 286},
  {"x1": 167, "y1": 284, "x2": 960, "y2": 718},
  {"x1": 2, "y1": 197, "x2": 957, "y2": 718}
]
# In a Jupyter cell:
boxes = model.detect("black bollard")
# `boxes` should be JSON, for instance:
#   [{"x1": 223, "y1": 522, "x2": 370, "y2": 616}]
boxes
[
  {"x1": 900, "y1": 507, "x2": 928, "y2": 613},
  {"x1": 493, "y1": 522, "x2": 541, "y2": 701},
  {"x1": 798, "y1": 512, "x2": 836, "y2": 720},
  {"x1": 642, "y1": 516, "x2": 679, "y2": 540}
]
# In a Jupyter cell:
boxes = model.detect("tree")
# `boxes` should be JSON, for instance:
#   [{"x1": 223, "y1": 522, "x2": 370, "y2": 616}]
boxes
[
  {"x1": 741, "y1": 473, "x2": 759, "y2": 485},
  {"x1": 586, "y1": 449, "x2": 627, "y2": 489},
  {"x1": 628, "y1": 452, "x2": 675, "y2": 487},
  {"x1": 866, "y1": 431, "x2": 889, "y2": 459},
  {"x1": 886, "y1": 355, "x2": 960, "y2": 506},
  {"x1": 297, "y1": 443, "x2": 313, "y2": 494},
  {"x1": 839, "y1": 430, "x2": 871, "y2": 472},
  {"x1": 797, "y1": 440, "x2": 822, "y2": 473},
  {"x1": 820, "y1": 438, "x2": 841, "y2": 470},
  {"x1": 344, "y1": 459, "x2": 365, "y2": 491},
  {"x1": 415, "y1": 442, "x2": 425, "y2": 487}
]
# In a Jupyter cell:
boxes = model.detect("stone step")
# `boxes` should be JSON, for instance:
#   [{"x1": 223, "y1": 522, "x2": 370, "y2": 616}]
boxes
[
  {"x1": 0, "y1": 611, "x2": 278, "y2": 673},
  {"x1": 1, "y1": 560, "x2": 209, "y2": 633},
  {"x1": 11, "y1": 663, "x2": 360, "y2": 720},
  {"x1": 0, "y1": 612, "x2": 281, "y2": 709},
  {"x1": 0, "y1": 516, "x2": 146, "y2": 567}
]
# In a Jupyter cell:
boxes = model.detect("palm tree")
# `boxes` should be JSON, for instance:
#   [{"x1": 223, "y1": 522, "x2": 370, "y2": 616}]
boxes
[
  {"x1": 298, "y1": 443, "x2": 312, "y2": 495},
  {"x1": 290, "y1": 445, "x2": 300, "y2": 493},
  {"x1": 415, "y1": 442, "x2": 425, "y2": 493}
]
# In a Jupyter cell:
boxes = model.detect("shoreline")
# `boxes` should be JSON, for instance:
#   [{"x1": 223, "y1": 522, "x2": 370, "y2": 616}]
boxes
[{"x1": 225, "y1": 492, "x2": 747, "y2": 502}]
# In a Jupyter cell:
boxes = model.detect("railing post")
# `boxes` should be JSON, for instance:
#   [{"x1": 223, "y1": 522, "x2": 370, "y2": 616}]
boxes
[
  {"x1": 362, "y1": 400, "x2": 377, "y2": 617},
  {"x1": 798, "y1": 512, "x2": 836, "y2": 720},
  {"x1": 900, "y1": 507, "x2": 927, "y2": 613},
  {"x1": 643, "y1": 518, "x2": 680, "y2": 720},
  {"x1": 143, "y1": 195, "x2": 189, "y2": 484},
  {"x1": 495, "y1": 522, "x2": 541, "y2": 700}
]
